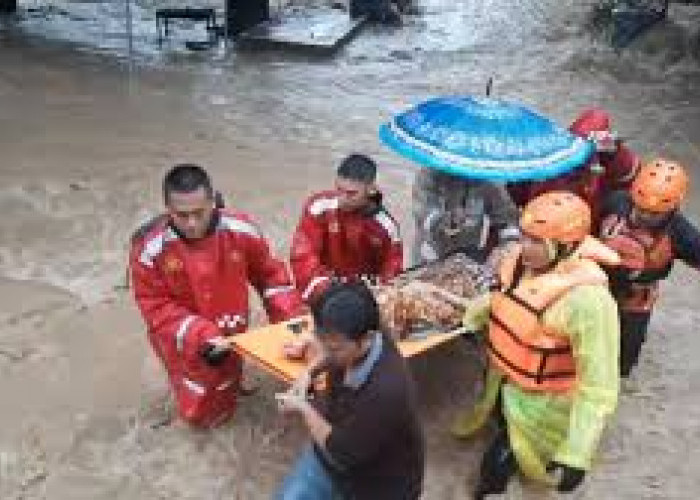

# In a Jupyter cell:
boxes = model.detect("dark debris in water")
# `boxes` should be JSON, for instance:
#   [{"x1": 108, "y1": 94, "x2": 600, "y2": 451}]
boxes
[{"x1": 389, "y1": 48, "x2": 413, "y2": 60}]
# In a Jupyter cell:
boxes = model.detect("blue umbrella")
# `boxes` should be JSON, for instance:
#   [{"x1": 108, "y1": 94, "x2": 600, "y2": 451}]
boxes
[{"x1": 379, "y1": 96, "x2": 595, "y2": 182}]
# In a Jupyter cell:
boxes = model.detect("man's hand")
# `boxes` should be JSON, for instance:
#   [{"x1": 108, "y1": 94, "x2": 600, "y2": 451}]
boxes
[
  {"x1": 275, "y1": 367, "x2": 317, "y2": 414},
  {"x1": 199, "y1": 337, "x2": 231, "y2": 367},
  {"x1": 462, "y1": 292, "x2": 491, "y2": 332},
  {"x1": 282, "y1": 334, "x2": 323, "y2": 369},
  {"x1": 282, "y1": 338, "x2": 308, "y2": 360},
  {"x1": 290, "y1": 369, "x2": 314, "y2": 397},
  {"x1": 486, "y1": 240, "x2": 519, "y2": 271},
  {"x1": 282, "y1": 332, "x2": 315, "y2": 361},
  {"x1": 275, "y1": 388, "x2": 310, "y2": 415},
  {"x1": 602, "y1": 235, "x2": 646, "y2": 270},
  {"x1": 547, "y1": 462, "x2": 586, "y2": 493}
]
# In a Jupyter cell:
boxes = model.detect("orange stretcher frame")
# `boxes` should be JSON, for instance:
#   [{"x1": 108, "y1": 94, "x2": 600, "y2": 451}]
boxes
[{"x1": 225, "y1": 315, "x2": 466, "y2": 383}]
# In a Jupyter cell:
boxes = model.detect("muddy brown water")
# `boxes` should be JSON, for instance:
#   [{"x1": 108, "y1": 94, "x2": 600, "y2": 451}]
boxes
[{"x1": 1, "y1": 0, "x2": 700, "y2": 498}]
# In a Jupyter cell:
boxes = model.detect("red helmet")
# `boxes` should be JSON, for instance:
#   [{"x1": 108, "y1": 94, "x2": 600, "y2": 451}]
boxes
[
  {"x1": 569, "y1": 109, "x2": 611, "y2": 137},
  {"x1": 570, "y1": 109, "x2": 617, "y2": 153}
]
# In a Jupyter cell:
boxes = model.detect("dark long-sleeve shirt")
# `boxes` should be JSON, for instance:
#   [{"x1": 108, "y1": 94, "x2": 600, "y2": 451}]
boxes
[{"x1": 314, "y1": 333, "x2": 425, "y2": 499}]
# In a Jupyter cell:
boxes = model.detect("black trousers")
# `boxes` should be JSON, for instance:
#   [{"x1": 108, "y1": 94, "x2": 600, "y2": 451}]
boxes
[
  {"x1": 474, "y1": 391, "x2": 516, "y2": 499},
  {"x1": 474, "y1": 426, "x2": 516, "y2": 499},
  {"x1": 619, "y1": 311, "x2": 652, "y2": 378}
]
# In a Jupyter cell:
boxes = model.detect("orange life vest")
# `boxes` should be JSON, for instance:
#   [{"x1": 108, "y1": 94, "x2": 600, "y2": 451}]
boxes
[
  {"x1": 488, "y1": 237, "x2": 619, "y2": 392},
  {"x1": 600, "y1": 215, "x2": 675, "y2": 312}
]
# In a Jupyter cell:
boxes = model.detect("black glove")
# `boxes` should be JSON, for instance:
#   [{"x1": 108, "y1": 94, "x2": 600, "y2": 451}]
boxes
[
  {"x1": 547, "y1": 462, "x2": 586, "y2": 493},
  {"x1": 199, "y1": 342, "x2": 230, "y2": 367}
]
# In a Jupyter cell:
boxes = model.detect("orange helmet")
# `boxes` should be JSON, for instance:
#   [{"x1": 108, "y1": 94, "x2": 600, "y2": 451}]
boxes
[
  {"x1": 520, "y1": 191, "x2": 592, "y2": 244},
  {"x1": 631, "y1": 158, "x2": 688, "y2": 213}
]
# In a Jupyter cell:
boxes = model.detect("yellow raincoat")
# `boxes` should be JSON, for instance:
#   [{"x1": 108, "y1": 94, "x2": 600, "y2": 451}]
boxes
[{"x1": 452, "y1": 282, "x2": 620, "y2": 484}]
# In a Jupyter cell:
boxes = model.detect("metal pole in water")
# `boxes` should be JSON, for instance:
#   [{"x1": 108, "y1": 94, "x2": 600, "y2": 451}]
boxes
[
  {"x1": 224, "y1": 0, "x2": 229, "y2": 52},
  {"x1": 125, "y1": 0, "x2": 134, "y2": 72}
]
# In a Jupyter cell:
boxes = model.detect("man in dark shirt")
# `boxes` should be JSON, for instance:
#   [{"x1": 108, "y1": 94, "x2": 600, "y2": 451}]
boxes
[
  {"x1": 275, "y1": 282, "x2": 425, "y2": 499},
  {"x1": 598, "y1": 158, "x2": 700, "y2": 377}
]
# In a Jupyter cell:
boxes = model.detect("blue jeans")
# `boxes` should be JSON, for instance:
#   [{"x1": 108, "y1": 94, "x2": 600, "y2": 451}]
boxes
[{"x1": 276, "y1": 446, "x2": 345, "y2": 500}]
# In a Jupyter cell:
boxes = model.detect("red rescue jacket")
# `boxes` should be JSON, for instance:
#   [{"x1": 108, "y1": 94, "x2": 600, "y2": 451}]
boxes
[
  {"x1": 509, "y1": 109, "x2": 640, "y2": 227},
  {"x1": 291, "y1": 190, "x2": 403, "y2": 303},
  {"x1": 130, "y1": 209, "x2": 304, "y2": 427}
]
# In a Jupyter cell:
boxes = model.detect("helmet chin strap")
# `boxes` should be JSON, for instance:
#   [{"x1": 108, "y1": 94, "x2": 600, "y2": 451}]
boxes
[
  {"x1": 545, "y1": 239, "x2": 559, "y2": 262},
  {"x1": 546, "y1": 240, "x2": 579, "y2": 268},
  {"x1": 524, "y1": 239, "x2": 561, "y2": 276}
]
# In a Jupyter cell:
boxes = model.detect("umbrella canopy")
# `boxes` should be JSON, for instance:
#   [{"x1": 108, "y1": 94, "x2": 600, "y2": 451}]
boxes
[{"x1": 379, "y1": 96, "x2": 595, "y2": 182}]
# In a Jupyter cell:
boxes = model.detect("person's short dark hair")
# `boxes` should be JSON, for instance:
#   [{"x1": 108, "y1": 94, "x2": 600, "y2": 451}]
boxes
[
  {"x1": 312, "y1": 281, "x2": 380, "y2": 341},
  {"x1": 163, "y1": 164, "x2": 214, "y2": 204},
  {"x1": 337, "y1": 154, "x2": 377, "y2": 184}
]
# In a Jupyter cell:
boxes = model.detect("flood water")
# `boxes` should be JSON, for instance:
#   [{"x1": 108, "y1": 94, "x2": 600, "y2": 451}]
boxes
[
  {"x1": 1, "y1": 1, "x2": 700, "y2": 499},
  {"x1": 1, "y1": 0, "x2": 699, "y2": 301}
]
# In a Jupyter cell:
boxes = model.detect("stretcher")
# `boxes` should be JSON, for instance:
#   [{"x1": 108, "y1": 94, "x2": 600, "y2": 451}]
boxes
[
  {"x1": 228, "y1": 254, "x2": 490, "y2": 383},
  {"x1": 225, "y1": 315, "x2": 467, "y2": 383}
]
